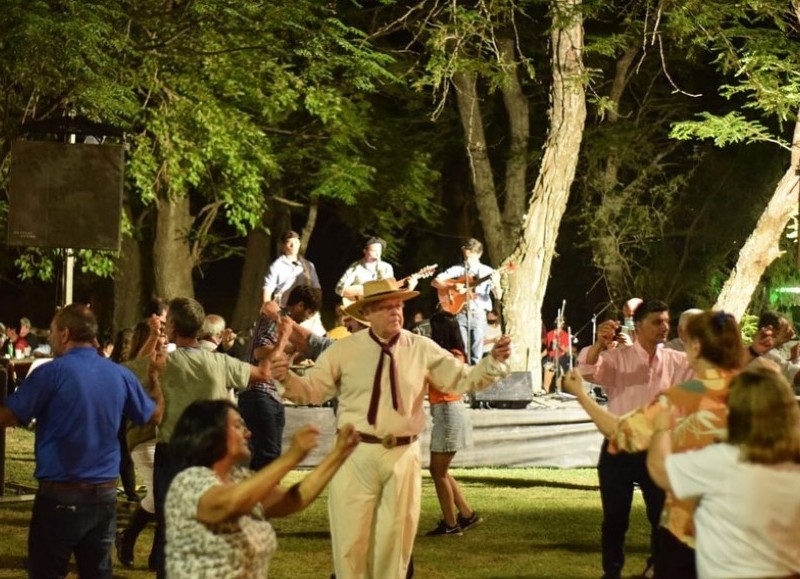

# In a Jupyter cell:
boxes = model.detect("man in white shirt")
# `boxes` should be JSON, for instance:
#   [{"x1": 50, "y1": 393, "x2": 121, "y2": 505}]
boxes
[
  {"x1": 336, "y1": 236, "x2": 395, "y2": 306},
  {"x1": 262, "y1": 230, "x2": 322, "y2": 307}
]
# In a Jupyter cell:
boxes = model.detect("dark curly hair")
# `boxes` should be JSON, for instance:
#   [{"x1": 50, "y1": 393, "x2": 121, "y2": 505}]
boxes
[{"x1": 170, "y1": 400, "x2": 239, "y2": 471}]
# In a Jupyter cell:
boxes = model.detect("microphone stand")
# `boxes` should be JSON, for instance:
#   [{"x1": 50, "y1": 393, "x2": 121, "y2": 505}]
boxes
[
  {"x1": 463, "y1": 259, "x2": 481, "y2": 408},
  {"x1": 554, "y1": 300, "x2": 566, "y2": 394}
]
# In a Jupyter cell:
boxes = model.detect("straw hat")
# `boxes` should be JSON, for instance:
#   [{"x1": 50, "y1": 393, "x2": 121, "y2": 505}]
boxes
[{"x1": 343, "y1": 278, "x2": 419, "y2": 321}]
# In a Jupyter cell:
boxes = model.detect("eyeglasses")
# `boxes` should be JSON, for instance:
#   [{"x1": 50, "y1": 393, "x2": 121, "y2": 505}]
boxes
[{"x1": 373, "y1": 303, "x2": 404, "y2": 313}]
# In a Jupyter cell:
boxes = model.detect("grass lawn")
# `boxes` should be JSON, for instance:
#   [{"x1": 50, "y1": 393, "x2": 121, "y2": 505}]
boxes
[{"x1": 0, "y1": 428, "x2": 653, "y2": 578}]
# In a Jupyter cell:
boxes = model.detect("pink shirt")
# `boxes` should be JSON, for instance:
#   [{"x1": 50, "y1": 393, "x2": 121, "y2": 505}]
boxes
[{"x1": 577, "y1": 341, "x2": 693, "y2": 415}]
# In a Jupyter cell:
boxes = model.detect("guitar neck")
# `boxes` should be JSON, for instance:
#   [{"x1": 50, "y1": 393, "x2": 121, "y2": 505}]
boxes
[{"x1": 467, "y1": 272, "x2": 494, "y2": 289}]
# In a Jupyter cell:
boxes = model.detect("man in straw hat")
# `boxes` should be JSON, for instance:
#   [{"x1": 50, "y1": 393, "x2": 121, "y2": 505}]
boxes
[{"x1": 275, "y1": 278, "x2": 512, "y2": 579}]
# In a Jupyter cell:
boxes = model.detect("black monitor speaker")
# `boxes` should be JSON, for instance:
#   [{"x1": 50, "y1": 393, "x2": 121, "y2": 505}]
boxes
[{"x1": 472, "y1": 371, "x2": 533, "y2": 409}]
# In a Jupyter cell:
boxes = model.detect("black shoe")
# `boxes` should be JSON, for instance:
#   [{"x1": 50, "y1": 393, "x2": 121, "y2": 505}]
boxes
[
  {"x1": 115, "y1": 531, "x2": 134, "y2": 567},
  {"x1": 425, "y1": 520, "x2": 463, "y2": 536},
  {"x1": 457, "y1": 511, "x2": 483, "y2": 532}
]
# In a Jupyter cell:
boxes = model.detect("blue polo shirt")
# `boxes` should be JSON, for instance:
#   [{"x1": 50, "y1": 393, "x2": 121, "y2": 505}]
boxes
[{"x1": 6, "y1": 346, "x2": 155, "y2": 483}]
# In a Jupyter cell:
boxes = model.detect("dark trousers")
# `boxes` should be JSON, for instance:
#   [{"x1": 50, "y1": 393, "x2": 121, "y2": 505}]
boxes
[
  {"x1": 654, "y1": 527, "x2": 696, "y2": 579},
  {"x1": 28, "y1": 486, "x2": 117, "y2": 579},
  {"x1": 153, "y1": 442, "x2": 178, "y2": 579},
  {"x1": 118, "y1": 422, "x2": 137, "y2": 500},
  {"x1": 597, "y1": 440, "x2": 665, "y2": 578},
  {"x1": 238, "y1": 389, "x2": 285, "y2": 470}
]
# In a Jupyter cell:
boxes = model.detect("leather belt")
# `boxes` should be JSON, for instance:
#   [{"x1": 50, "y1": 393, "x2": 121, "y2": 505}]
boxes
[
  {"x1": 358, "y1": 432, "x2": 418, "y2": 449},
  {"x1": 39, "y1": 480, "x2": 117, "y2": 491}
]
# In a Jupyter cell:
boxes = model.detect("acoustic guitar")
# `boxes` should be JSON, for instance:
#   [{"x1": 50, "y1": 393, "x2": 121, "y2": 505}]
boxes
[
  {"x1": 436, "y1": 263, "x2": 515, "y2": 315},
  {"x1": 342, "y1": 264, "x2": 438, "y2": 309}
]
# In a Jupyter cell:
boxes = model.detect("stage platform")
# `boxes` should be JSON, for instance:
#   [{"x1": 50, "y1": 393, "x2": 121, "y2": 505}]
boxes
[{"x1": 283, "y1": 396, "x2": 604, "y2": 469}]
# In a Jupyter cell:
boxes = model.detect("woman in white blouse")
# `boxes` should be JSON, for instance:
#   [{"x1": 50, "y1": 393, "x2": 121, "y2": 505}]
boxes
[
  {"x1": 165, "y1": 399, "x2": 359, "y2": 578},
  {"x1": 647, "y1": 368, "x2": 800, "y2": 579}
]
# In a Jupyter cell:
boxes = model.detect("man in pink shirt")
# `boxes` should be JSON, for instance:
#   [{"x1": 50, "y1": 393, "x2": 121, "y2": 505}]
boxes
[{"x1": 578, "y1": 299, "x2": 692, "y2": 579}]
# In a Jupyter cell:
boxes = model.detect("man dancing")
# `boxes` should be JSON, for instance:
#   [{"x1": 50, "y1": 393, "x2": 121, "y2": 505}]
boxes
[{"x1": 274, "y1": 278, "x2": 512, "y2": 579}]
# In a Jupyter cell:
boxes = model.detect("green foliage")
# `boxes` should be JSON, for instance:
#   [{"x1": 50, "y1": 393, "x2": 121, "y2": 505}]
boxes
[
  {"x1": 0, "y1": 0, "x2": 442, "y2": 285},
  {"x1": 739, "y1": 313, "x2": 759, "y2": 343},
  {"x1": 670, "y1": 112, "x2": 790, "y2": 149},
  {"x1": 14, "y1": 249, "x2": 54, "y2": 282},
  {"x1": 77, "y1": 250, "x2": 116, "y2": 278}
]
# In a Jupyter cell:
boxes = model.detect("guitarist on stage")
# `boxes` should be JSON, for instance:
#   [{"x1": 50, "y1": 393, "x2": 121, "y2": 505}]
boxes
[
  {"x1": 336, "y1": 236, "x2": 396, "y2": 303},
  {"x1": 432, "y1": 238, "x2": 501, "y2": 364},
  {"x1": 336, "y1": 236, "x2": 422, "y2": 305}
]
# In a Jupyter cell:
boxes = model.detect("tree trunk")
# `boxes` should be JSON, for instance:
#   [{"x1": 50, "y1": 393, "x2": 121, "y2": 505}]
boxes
[
  {"x1": 112, "y1": 206, "x2": 144, "y2": 332},
  {"x1": 498, "y1": 36, "x2": 531, "y2": 257},
  {"x1": 452, "y1": 35, "x2": 530, "y2": 265},
  {"x1": 713, "y1": 119, "x2": 800, "y2": 318},
  {"x1": 504, "y1": 0, "x2": 586, "y2": 388},
  {"x1": 153, "y1": 195, "x2": 195, "y2": 299},
  {"x1": 452, "y1": 70, "x2": 501, "y2": 259},
  {"x1": 231, "y1": 224, "x2": 272, "y2": 333}
]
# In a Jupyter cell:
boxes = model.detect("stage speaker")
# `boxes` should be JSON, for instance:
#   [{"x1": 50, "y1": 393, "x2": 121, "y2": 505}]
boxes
[
  {"x1": 472, "y1": 371, "x2": 533, "y2": 409},
  {"x1": 7, "y1": 140, "x2": 123, "y2": 250}
]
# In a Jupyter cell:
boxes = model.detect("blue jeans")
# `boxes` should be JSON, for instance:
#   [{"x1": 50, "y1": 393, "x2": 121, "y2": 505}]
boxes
[
  {"x1": 456, "y1": 309, "x2": 486, "y2": 365},
  {"x1": 28, "y1": 486, "x2": 117, "y2": 579},
  {"x1": 238, "y1": 389, "x2": 285, "y2": 470},
  {"x1": 597, "y1": 441, "x2": 664, "y2": 578}
]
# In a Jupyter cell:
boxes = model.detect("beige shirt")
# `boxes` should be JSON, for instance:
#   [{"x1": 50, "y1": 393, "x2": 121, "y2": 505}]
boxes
[
  {"x1": 127, "y1": 347, "x2": 251, "y2": 443},
  {"x1": 285, "y1": 329, "x2": 508, "y2": 437}
]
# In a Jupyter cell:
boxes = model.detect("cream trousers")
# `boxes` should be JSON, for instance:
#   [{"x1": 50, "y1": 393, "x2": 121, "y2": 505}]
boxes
[{"x1": 328, "y1": 441, "x2": 422, "y2": 579}]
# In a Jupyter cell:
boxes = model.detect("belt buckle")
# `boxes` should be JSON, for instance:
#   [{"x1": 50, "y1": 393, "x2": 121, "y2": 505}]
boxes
[{"x1": 381, "y1": 434, "x2": 397, "y2": 449}]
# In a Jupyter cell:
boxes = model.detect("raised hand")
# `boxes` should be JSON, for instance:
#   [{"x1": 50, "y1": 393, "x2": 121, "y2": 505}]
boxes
[
  {"x1": 595, "y1": 320, "x2": 619, "y2": 349},
  {"x1": 652, "y1": 408, "x2": 672, "y2": 433},
  {"x1": 147, "y1": 313, "x2": 162, "y2": 336},
  {"x1": 148, "y1": 343, "x2": 168, "y2": 379},
  {"x1": 271, "y1": 315, "x2": 293, "y2": 360},
  {"x1": 491, "y1": 335, "x2": 512, "y2": 362},
  {"x1": 562, "y1": 369, "x2": 584, "y2": 396},
  {"x1": 221, "y1": 328, "x2": 237, "y2": 351},
  {"x1": 287, "y1": 424, "x2": 321, "y2": 461},
  {"x1": 752, "y1": 325, "x2": 775, "y2": 355},
  {"x1": 260, "y1": 300, "x2": 281, "y2": 322},
  {"x1": 333, "y1": 424, "x2": 360, "y2": 458}
]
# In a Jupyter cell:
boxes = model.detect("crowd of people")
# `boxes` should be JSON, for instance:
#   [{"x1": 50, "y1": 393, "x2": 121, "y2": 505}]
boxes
[{"x1": 0, "y1": 232, "x2": 799, "y2": 578}]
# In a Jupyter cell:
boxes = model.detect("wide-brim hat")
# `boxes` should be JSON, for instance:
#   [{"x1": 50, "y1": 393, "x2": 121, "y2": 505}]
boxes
[{"x1": 343, "y1": 278, "x2": 419, "y2": 321}]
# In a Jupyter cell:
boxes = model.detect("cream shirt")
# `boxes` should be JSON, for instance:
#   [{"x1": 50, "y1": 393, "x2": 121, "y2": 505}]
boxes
[{"x1": 285, "y1": 329, "x2": 507, "y2": 436}]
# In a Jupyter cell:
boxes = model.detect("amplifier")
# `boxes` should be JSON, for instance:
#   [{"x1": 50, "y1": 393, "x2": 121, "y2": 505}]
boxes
[{"x1": 472, "y1": 371, "x2": 533, "y2": 409}]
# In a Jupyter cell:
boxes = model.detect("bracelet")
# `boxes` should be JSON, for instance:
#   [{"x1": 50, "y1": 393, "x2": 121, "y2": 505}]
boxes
[{"x1": 748, "y1": 345, "x2": 761, "y2": 358}]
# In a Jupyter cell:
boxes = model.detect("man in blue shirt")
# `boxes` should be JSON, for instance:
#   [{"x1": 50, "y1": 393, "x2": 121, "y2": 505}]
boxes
[{"x1": 0, "y1": 304, "x2": 164, "y2": 579}]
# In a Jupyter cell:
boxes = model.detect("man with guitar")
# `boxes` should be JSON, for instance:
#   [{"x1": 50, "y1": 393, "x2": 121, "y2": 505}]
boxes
[
  {"x1": 336, "y1": 237, "x2": 397, "y2": 304},
  {"x1": 336, "y1": 236, "x2": 437, "y2": 307},
  {"x1": 432, "y1": 238, "x2": 502, "y2": 365}
]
